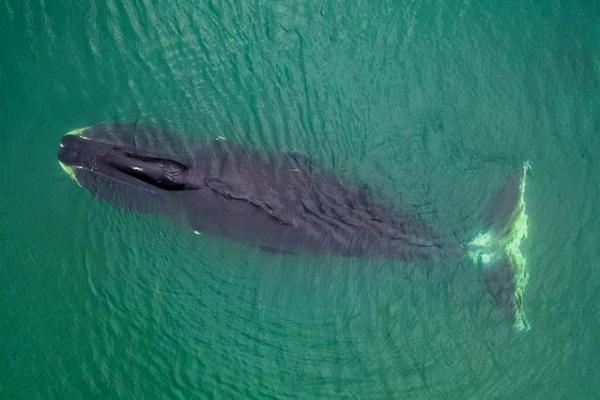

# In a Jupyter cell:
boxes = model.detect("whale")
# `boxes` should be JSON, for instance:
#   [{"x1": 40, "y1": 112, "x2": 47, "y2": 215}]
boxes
[{"x1": 57, "y1": 123, "x2": 531, "y2": 330}]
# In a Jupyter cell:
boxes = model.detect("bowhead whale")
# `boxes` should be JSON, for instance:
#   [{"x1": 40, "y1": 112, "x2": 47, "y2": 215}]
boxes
[{"x1": 57, "y1": 123, "x2": 531, "y2": 330}]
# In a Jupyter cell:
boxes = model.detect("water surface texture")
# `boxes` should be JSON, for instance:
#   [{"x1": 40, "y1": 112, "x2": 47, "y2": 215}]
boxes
[{"x1": 1, "y1": 1, "x2": 599, "y2": 398}]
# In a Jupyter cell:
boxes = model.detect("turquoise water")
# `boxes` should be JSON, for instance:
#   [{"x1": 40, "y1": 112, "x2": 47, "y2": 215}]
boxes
[{"x1": 1, "y1": 1, "x2": 599, "y2": 398}]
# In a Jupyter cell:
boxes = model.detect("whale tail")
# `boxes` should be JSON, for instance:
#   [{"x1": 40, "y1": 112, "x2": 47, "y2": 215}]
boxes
[{"x1": 467, "y1": 162, "x2": 531, "y2": 331}]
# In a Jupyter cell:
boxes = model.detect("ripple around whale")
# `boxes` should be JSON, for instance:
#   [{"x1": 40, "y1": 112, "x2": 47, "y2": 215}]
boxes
[
  {"x1": 58, "y1": 123, "x2": 531, "y2": 330},
  {"x1": 6, "y1": 0, "x2": 600, "y2": 398}
]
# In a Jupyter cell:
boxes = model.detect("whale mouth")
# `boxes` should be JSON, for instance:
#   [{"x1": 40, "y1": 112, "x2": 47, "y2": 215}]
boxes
[{"x1": 57, "y1": 127, "x2": 89, "y2": 183}]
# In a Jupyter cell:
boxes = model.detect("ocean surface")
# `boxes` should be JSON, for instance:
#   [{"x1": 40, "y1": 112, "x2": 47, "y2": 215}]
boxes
[{"x1": 1, "y1": 1, "x2": 599, "y2": 398}]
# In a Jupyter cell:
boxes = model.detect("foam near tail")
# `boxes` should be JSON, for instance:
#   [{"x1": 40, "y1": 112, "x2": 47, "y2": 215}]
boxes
[{"x1": 468, "y1": 162, "x2": 530, "y2": 331}]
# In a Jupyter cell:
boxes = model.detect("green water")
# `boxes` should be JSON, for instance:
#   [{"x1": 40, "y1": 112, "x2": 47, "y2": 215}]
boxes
[{"x1": 1, "y1": 1, "x2": 599, "y2": 398}]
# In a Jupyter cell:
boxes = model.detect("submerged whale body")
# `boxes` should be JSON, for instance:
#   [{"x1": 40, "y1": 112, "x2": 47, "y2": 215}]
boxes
[
  {"x1": 57, "y1": 123, "x2": 531, "y2": 330},
  {"x1": 57, "y1": 124, "x2": 455, "y2": 260}
]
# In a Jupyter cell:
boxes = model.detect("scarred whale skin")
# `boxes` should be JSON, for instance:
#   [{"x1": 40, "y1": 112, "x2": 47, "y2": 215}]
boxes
[{"x1": 57, "y1": 123, "x2": 459, "y2": 260}]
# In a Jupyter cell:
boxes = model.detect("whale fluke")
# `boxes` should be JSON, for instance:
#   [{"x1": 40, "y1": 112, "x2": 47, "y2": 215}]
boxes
[{"x1": 468, "y1": 163, "x2": 530, "y2": 331}]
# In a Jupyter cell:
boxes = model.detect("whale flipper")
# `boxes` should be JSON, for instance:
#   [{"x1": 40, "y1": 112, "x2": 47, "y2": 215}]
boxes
[{"x1": 258, "y1": 246, "x2": 298, "y2": 255}]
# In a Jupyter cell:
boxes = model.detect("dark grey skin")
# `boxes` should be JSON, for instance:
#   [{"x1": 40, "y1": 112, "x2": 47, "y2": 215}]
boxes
[
  {"x1": 58, "y1": 123, "x2": 460, "y2": 261},
  {"x1": 58, "y1": 123, "x2": 528, "y2": 325}
]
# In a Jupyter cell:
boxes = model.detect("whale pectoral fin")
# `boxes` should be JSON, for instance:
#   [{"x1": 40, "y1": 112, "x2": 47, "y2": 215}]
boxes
[
  {"x1": 285, "y1": 150, "x2": 315, "y2": 169},
  {"x1": 258, "y1": 246, "x2": 298, "y2": 256}
]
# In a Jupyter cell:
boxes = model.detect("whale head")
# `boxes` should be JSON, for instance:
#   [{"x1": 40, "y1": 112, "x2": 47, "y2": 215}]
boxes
[{"x1": 57, "y1": 124, "x2": 199, "y2": 213}]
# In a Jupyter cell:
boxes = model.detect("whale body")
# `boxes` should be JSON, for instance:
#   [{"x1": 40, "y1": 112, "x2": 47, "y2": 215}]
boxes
[{"x1": 57, "y1": 123, "x2": 531, "y2": 330}]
